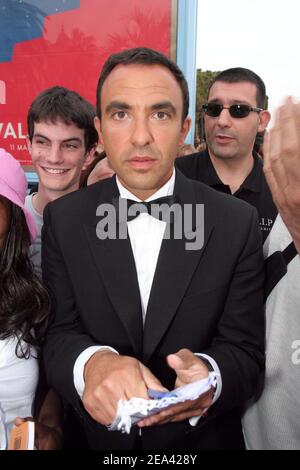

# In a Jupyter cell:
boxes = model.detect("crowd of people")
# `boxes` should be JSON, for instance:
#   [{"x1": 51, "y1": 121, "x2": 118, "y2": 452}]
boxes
[{"x1": 0, "y1": 46, "x2": 299, "y2": 451}]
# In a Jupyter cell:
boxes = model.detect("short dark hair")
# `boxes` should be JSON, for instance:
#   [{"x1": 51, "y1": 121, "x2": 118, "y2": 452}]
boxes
[
  {"x1": 96, "y1": 47, "x2": 189, "y2": 123},
  {"x1": 208, "y1": 67, "x2": 267, "y2": 109},
  {"x1": 27, "y1": 86, "x2": 98, "y2": 152}
]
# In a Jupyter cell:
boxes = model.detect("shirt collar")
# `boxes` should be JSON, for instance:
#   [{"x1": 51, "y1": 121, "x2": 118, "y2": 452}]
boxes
[
  {"x1": 206, "y1": 149, "x2": 262, "y2": 193},
  {"x1": 204, "y1": 149, "x2": 223, "y2": 187},
  {"x1": 240, "y1": 151, "x2": 263, "y2": 193},
  {"x1": 116, "y1": 168, "x2": 176, "y2": 201}
]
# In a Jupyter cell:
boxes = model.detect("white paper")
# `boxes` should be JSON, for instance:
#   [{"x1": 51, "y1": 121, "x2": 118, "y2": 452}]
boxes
[{"x1": 109, "y1": 372, "x2": 217, "y2": 434}]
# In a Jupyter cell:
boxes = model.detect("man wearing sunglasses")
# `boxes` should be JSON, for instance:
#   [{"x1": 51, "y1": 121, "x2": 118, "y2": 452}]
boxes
[{"x1": 176, "y1": 67, "x2": 277, "y2": 242}]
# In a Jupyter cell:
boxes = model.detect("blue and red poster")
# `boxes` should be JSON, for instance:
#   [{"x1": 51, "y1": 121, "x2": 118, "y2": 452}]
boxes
[{"x1": 0, "y1": 0, "x2": 175, "y2": 166}]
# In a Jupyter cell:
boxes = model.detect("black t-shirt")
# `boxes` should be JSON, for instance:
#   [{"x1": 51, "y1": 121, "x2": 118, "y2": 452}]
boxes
[{"x1": 176, "y1": 149, "x2": 277, "y2": 242}]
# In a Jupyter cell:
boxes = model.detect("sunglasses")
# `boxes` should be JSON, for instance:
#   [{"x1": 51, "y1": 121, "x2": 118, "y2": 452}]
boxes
[{"x1": 202, "y1": 103, "x2": 263, "y2": 118}]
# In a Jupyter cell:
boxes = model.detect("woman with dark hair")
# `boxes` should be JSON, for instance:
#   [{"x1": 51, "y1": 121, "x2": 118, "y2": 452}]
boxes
[{"x1": 0, "y1": 149, "x2": 62, "y2": 449}]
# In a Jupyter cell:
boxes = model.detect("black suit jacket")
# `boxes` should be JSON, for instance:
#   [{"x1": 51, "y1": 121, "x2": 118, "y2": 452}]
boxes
[{"x1": 42, "y1": 170, "x2": 265, "y2": 450}]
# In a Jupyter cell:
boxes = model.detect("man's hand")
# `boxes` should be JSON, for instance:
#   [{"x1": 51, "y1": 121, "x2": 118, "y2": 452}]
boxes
[
  {"x1": 138, "y1": 349, "x2": 214, "y2": 427},
  {"x1": 82, "y1": 350, "x2": 166, "y2": 426},
  {"x1": 263, "y1": 97, "x2": 300, "y2": 253}
]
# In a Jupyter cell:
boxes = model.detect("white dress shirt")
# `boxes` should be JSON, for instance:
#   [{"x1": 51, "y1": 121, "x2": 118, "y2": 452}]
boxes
[{"x1": 74, "y1": 171, "x2": 221, "y2": 414}]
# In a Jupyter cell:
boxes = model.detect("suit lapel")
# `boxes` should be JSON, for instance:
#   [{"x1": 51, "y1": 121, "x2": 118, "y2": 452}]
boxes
[
  {"x1": 143, "y1": 171, "x2": 214, "y2": 362},
  {"x1": 84, "y1": 178, "x2": 143, "y2": 357}
]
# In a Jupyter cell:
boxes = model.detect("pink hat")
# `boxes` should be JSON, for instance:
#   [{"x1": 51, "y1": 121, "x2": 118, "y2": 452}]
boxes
[{"x1": 0, "y1": 148, "x2": 37, "y2": 242}]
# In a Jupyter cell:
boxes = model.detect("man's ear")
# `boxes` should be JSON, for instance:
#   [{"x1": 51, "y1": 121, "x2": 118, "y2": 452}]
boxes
[
  {"x1": 94, "y1": 116, "x2": 102, "y2": 143},
  {"x1": 258, "y1": 110, "x2": 271, "y2": 133},
  {"x1": 179, "y1": 116, "x2": 192, "y2": 146}
]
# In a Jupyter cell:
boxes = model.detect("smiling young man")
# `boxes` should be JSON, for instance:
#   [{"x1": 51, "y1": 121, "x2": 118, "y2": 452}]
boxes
[
  {"x1": 42, "y1": 48, "x2": 265, "y2": 450},
  {"x1": 25, "y1": 86, "x2": 98, "y2": 274},
  {"x1": 176, "y1": 68, "x2": 277, "y2": 242}
]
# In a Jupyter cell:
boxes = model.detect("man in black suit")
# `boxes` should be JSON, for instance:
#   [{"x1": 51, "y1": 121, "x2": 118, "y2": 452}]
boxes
[{"x1": 42, "y1": 48, "x2": 265, "y2": 450}]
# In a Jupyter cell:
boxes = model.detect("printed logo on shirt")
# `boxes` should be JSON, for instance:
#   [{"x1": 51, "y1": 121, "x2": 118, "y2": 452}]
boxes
[{"x1": 259, "y1": 217, "x2": 274, "y2": 233}]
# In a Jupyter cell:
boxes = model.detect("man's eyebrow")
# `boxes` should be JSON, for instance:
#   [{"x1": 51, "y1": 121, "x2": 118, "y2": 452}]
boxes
[
  {"x1": 105, "y1": 101, "x2": 131, "y2": 113},
  {"x1": 150, "y1": 101, "x2": 177, "y2": 114},
  {"x1": 32, "y1": 133, "x2": 51, "y2": 141},
  {"x1": 61, "y1": 137, "x2": 83, "y2": 144},
  {"x1": 33, "y1": 134, "x2": 83, "y2": 143},
  {"x1": 209, "y1": 98, "x2": 252, "y2": 106},
  {"x1": 231, "y1": 99, "x2": 253, "y2": 106}
]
